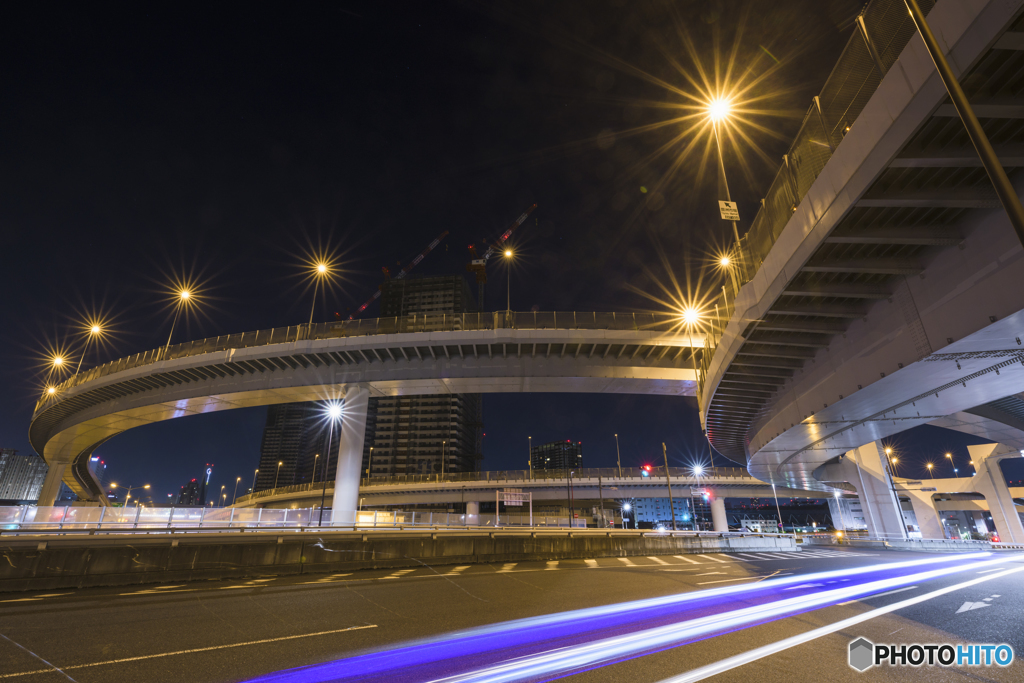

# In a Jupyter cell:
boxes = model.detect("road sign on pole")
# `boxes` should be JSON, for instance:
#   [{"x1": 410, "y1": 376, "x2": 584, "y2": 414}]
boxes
[{"x1": 718, "y1": 201, "x2": 740, "y2": 221}]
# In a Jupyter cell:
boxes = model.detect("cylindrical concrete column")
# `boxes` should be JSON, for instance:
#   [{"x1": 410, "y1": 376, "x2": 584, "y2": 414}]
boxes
[
  {"x1": 37, "y1": 461, "x2": 68, "y2": 507},
  {"x1": 466, "y1": 501, "x2": 480, "y2": 526},
  {"x1": 330, "y1": 385, "x2": 370, "y2": 525},
  {"x1": 710, "y1": 496, "x2": 728, "y2": 532}
]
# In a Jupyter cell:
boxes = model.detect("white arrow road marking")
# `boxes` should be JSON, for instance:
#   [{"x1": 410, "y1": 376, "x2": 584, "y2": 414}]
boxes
[{"x1": 956, "y1": 601, "x2": 992, "y2": 613}]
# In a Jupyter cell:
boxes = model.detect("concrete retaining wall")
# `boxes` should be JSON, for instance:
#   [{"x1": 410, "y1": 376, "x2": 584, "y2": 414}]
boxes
[{"x1": 0, "y1": 530, "x2": 796, "y2": 592}]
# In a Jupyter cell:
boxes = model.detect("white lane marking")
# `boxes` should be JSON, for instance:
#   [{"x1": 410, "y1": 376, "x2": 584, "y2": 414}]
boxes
[
  {"x1": 219, "y1": 586, "x2": 251, "y2": 590},
  {"x1": 383, "y1": 569, "x2": 416, "y2": 579},
  {"x1": 696, "y1": 576, "x2": 772, "y2": 585},
  {"x1": 118, "y1": 589, "x2": 196, "y2": 595},
  {"x1": 617, "y1": 557, "x2": 636, "y2": 566},
  {"x1": 34, "y1": 593, "x2": 71, "y2": 598},
  {"x1": 585, "y1": 560, "x2": 598, "y2": 568},
  {"x1": 497, "y1": 563, "x2": 518, "y2": 573},
  {"x1": 648, "y1": 557, "x2": 669, "y2": 565},
  {"x1": 0, "y1": 625, "x2": 379, "y2": 679},
  {"x1": 444, "y1": 566, "x2": 471, "y2": 576},
  {"x1": 674, "y1": 555, "x2": 701, "y2": 565},
  {"x1": 698, "y1": 555, "x2": 728, "y2": 564},
  {"x1": 977, "y1": 568, "x2": 1005, "y2": 574},
  {"x1": 0, "y1": 598, "x2": 41, "y2": 603},
  {"x1": 151, "y1": 585, "x2": 185, "y2": 590},
  {"x1": 545, "y1": 561, "x2": 560, "y2": 571},
  {"x1": 736, "y1": 554, "x2": 765, "y2": 560},
  {"x1": 836, "y1": 585, "x2": 917, "y2": 605},
  {"x1": 654, "y1": 565, "x2": 1024, "y2": 683}
]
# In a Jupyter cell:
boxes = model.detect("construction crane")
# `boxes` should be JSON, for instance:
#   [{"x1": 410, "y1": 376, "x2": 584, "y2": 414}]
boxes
[
  {"x1": 347, "y1": 230, "x2": 449, "y2": 319},
  {"x1": 466, "y1": 204, "x2": 536, "y2": 309}
]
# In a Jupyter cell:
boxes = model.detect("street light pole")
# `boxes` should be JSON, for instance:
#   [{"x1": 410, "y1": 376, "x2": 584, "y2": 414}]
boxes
[
  {"x1": 251, "y1": 469, "x2": 259, "y2": 495},
  {"x1": 662, "y1": 443, "x2": 677, "y2": 532},
  {"x1": 274, "y1": 461, "x2": 283, "y2": 489},
  {"x1": 528, "y1": 436, "x2": 532, "y2": 480},
  {"x1": 232, "y1": 477, "x2": 241, "y2": 505},
  {"x1": 614, "y1": 433, "x2": 621, "y2": 479}
]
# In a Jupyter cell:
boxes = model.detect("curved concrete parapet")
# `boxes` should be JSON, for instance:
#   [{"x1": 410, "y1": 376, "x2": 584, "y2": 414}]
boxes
[{"x1": 30, "y1": 313, "x2": 701, "y2": 502}]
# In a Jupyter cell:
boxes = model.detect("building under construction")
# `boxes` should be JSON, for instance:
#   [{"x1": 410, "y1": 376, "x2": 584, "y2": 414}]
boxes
[
  {"x1": 364, "y1": 275, "x2": 484, "y2": 476},
  {"x1": 255, "y1": 274, "x2": 484, "y2": 486}
]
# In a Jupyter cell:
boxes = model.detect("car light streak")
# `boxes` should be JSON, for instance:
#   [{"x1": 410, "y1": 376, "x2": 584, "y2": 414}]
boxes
[{"x1": 245, "y1": 553, "x2": 994, "y2": 683}]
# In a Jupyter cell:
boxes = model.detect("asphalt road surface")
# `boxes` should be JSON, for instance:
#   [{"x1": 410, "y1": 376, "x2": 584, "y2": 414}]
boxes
[{"x1": 2, "y1": 547, "x2": 1023, "y2": 682}]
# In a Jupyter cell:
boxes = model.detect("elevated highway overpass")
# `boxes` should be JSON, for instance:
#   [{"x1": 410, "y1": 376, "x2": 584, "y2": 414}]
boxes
[
  {"x1": 30, "y1": 311, "x2": 701, "y2": 507},
  {"x1": 699, "y1": 0, "x2": 1024, "y2": 493}
]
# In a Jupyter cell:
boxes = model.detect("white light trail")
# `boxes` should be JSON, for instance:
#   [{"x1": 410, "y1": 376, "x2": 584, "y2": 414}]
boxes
[{"x1": 427, "y1": 557, "x2": 1008, "y2": 683}]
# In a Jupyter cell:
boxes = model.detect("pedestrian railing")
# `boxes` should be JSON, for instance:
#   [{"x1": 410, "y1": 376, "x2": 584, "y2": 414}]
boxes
[
  {"x1": 235, "y1": 466, "x2": 755, "y2": 505},
  {"x1": 36, "y1": 310, "x2": 691, "y2": 412}
]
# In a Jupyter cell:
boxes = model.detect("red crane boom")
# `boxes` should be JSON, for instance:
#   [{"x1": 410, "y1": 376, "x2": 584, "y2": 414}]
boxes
[
  {"x1": 348, "y1": 230, "x2": 450, "y2": 319},
  {"x1": 466, "y1": 204, "x2": 537, "y2": 308}
]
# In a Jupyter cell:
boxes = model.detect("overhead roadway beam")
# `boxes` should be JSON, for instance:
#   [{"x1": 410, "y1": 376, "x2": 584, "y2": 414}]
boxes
[
  {"x1": 824, "y1": 226, "x2": 962, "y2": 245},
  {"x1": 801, "y1": 258, "x2": 922, "y2": 275},
  {"x1": 891, "y1": 144, "x2": 1024, "y2": 167},
  {"x1": 934, "y1": 101, "x2": 1024, "y2": 118},
  {"x1": 857, "y1": 189, "x2": 999, "y2": 209},
  {"x1": 994, "y1": 32, "x2": 1024, "y2": 49},
  {"x1": 755, "y1": 319, "x2": 847, "y2": 334},
  {"x1": 736, "y1": 347, "x2": 816, "y2": 360},
  {"x1": 768, "y1": 302, "x2": 867, "y2": 318},
  {"x1": 780, "y1": 283, "x2": 891, "y2": 298},
  {"x1": 744, "y1": 333, "x2": 832, "y2": 348}
]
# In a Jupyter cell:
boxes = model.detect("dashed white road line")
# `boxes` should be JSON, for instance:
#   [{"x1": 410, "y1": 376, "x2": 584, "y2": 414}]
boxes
[
  {"x1": 617, "y1": 557, "x2": 636, "y2": 566},
  {"x1": 497, "y1": 563, "x2": 518, "y2": 573},
  {"x1": 444, "y1": 566, "x2": 471, "y2": 576},
  {"x1": 0, "y1": 625, "x2": 379, "y2": 679},
  {"x1": 584, "y1": 559, "x2": 598, "y2": 568},
  {"x1": 647, "y1": 557, "x2": 669, "y2": 565},
  {"x1": 545, "y1": 561, "x2": 560, "y2": 571},
  {"x1": 674, "y1": 555, "x2": 701, "y2": 565}
]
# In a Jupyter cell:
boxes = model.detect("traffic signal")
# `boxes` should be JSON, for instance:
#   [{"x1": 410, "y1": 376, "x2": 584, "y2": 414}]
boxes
[{"x1": 640, "y1": 465, "x2": 652, "y2": 477}]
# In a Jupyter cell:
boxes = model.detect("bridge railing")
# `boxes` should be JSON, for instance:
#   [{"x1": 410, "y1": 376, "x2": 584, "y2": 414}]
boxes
[
  {"x1": 698, "y1": 0, "x2": 932, "y2": 396},
  {"x1": 36, "y1": 311, "x2": 691, "y2": 412},
  {"x1": 233, "y1": 466, "x2": 753, "y2": 505}
]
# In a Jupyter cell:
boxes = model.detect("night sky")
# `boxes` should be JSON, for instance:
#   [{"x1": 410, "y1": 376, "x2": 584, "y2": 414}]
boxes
[{"x1": 2, "y1": 2, "x2": 1009, "y2": 505}]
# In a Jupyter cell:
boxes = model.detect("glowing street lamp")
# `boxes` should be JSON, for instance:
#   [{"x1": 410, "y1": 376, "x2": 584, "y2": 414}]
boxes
[
  {"x1": 110, "y1": 482, "x2": 150, "y2": 508},
  {"x1": 319, "y1": 402, "x2": 344, "y2": 526},
  {"x1": 946, "y1": 452, "x2": 958, "y2": 477},
  {"x1": 74, "y1": 323, "x2": 105, "y2": 376},
  {"x1": 706, "y1": 97, "x2": 742, "y2": 263},
  {"x1": 926, "y1": 462, "x2": 934, "y2": 478},
  {"x1": 504, "y1": 249, "x2": 514, "y2": 315},
  {"x1": 251, "y1": 469, "x2": 259, "y2": 495},
  {"x1": 309, "y1": 262, "x2": 330, "y2": 326},
  {"x1": 274, "y1": 461, "x2": 283, "y2": 489},
  {"x1": 163, "y1": 288, "x2": 193, "y2": 357},
  {"x1": 232, "y1": 476, "x2": 241, "y2": 505}
]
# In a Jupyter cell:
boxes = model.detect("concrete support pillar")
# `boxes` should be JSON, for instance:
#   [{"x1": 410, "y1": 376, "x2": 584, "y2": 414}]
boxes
[
  {"x1": 902, "y1": 489, "x2": 945, "y2": 539},
  {"x1": 330, "y1": 385, "x2": 370, "y2": 525},
  {"x1": 38, "y1": 461, "x2": 67, "y2": 507},
  {"x1": 710, "y1": 496, "x2": 728, "y2": 532},
  {"x1": 816, "y1": 442, "x2": 906, "y2": 540},
  {"x1": 969, "y1": 443, "x2": 1024, "y2": 544},
  {"x1": 971, "y1": 510, "x2": 989, "y2": 535},
  {"x1": 466, "y1": 501, "x2": 479, "y2": 526}
]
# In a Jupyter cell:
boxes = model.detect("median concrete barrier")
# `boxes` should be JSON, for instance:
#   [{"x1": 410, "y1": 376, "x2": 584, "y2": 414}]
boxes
[{"x1": 0, "y1": 528, "x2": 797, "y2": 592}]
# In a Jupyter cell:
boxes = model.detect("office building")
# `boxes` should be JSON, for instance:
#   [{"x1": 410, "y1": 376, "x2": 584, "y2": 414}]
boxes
[
  {"x1": 0, "y1": 448, "x2": 48, "y2": 504},
  {"x1": 530, "y1": 440, "x2": 583, "y2": 472},
  {"x1": 629, "y1": 497, "x2": 691, "y2": 527}
]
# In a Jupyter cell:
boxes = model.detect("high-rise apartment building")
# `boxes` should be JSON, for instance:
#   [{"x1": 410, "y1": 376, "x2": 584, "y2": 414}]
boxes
[
  {"x1": 0, "y1": 448, "x2": 48, "y2": 503},
  {"x1": 364, "y1": 275, "x2": 483, "y2": 476},
  {"x1": 255, "y1": 403, "x2": 330, "y2": 492},
  {"x1": 254, "y1": 274, "x2": 484, "y2": 486},
  {"x1": 530, "y1": 440, "x2": 583, "y2": 472}
]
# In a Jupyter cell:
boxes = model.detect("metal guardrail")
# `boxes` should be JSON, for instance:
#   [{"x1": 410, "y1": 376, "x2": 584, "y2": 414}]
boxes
[
  {"x1": 698, "y1": 0, "x2": 935, "y2": 395},
  {"x1": 0, "y1": 505, "x2": 591, "y2": 533},
  {"x1": 235, "y1": 466, "x2": 755, "y2": 505},
  {"x1": 37, "y1": 311, "x2": 691, "y2": 412}
]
